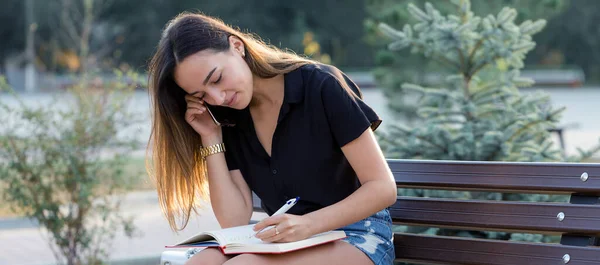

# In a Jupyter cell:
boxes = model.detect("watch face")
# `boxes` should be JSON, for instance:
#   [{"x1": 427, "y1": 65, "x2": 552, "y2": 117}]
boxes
[{"x1": 205, "y1": 104, "x2": 236, "y2": 127}]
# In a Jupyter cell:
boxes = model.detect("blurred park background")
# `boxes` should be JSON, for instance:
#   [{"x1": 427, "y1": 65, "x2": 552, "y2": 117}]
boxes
[{"x1": 1, "y1": 0, "x2": 600, "y2": 264}]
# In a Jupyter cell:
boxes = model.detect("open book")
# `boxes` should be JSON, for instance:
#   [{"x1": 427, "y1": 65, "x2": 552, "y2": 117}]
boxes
[{"x1": 165, "y1": 224, "x2": 346, "y2": 255}]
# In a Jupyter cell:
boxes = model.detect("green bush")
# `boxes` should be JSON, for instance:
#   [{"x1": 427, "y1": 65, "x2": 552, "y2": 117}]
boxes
[{"x1": 0, "y1": 70, "x2": 145, "y2": 265}]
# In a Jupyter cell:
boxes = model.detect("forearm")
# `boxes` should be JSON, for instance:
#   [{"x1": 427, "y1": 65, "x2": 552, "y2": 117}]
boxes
[
  {"x1": 202, "y1": 135, "x2": 252, "y2": 228},
  {"x1": 304, "y1": 179, "x2": 397, "y2": 235}
]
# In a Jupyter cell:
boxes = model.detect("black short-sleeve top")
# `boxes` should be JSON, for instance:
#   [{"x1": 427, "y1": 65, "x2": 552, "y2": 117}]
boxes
[{"x1": 222, "y1": 63, "x2": 382, "y2": 216}]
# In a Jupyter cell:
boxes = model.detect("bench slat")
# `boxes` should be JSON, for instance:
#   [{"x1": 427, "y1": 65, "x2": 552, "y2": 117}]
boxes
[
  {"x1": 391, "y1": 197, "x2": 600, "y2": 235},
  {"x1": 395, "y1": 233, "x2": 600, "y2": 265},
  {"x1": 390, "y1": 159, "x2": 600, "y2": 195}
]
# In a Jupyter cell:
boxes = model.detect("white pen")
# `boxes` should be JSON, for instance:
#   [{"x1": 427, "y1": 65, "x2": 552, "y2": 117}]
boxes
[{"x1": 254, "y1": 197, "x2": 299, "y2": 235}]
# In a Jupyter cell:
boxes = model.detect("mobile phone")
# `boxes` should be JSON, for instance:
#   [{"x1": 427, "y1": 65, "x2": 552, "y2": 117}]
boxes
[{"x1": 205, "y1": 104, "x2": 236, "y2": 127}]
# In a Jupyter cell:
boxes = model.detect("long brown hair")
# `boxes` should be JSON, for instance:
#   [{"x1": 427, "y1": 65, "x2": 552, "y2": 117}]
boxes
[{"x1": 146, "y1": 12, "x2": 315, "y2": 231}]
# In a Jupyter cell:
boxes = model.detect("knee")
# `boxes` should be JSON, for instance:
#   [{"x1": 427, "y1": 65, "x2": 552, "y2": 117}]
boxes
[
  {"x1": 222, "y1": 254, "x2": 261, "y2": 265},
  {"x1": 184, "y1": 248, "x2": 228, "y2": 265}
]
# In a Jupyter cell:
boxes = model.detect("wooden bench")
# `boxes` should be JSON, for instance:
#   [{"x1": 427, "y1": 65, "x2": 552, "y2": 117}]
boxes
[{"x1": 161, "y1": 159, "x2": 600, "y2": 265}]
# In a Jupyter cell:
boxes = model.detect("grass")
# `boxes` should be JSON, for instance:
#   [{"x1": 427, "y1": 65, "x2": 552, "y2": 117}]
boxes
[{"x1": 0, "y1": 155, "x2": 154, "y2": 219}]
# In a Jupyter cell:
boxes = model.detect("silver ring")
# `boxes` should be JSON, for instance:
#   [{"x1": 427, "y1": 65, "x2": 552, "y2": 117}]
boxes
[{"x1": 275, "y1": 226, "x2": 280, "y2": 235}]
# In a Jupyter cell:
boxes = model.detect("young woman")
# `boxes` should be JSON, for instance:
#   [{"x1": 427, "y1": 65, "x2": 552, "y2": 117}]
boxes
[{"x1": 147, "y1": 12, "x2": 397, "y2": 265}]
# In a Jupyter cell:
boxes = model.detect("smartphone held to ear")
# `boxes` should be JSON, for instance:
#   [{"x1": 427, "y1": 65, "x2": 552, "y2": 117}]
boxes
[{"x1": 205, "y1": 104, "x2": 237, "y2": 127}]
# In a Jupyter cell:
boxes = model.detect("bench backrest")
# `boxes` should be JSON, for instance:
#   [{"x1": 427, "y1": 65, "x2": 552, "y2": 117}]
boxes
[
  {"x1": 390, "y1": 159, "x2": 600, "y2": 265},
  {"x1": 251, "y1": 159, "x2": 600, "y2": 264}
]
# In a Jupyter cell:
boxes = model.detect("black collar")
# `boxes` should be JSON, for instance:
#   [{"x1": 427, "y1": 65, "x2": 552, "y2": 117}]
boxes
[{"x1": 236, "y1": 66, "x2": 305, "y2": 130}]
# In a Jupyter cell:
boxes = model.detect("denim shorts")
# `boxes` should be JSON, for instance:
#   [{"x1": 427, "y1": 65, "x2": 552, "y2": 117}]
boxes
[{"x1": 336, "y1": 208, "x2": 395, "y2": 265}]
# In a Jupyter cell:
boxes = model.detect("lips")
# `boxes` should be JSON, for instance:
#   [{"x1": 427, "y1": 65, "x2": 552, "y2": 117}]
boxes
[{"x1": 225, "y1": 93, "x2": 237, "y2": 107}]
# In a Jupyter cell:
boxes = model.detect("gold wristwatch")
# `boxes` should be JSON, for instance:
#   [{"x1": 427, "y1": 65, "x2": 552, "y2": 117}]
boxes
[{"x1": 200, "y1": 143, "x2": 226, "y2": 158}]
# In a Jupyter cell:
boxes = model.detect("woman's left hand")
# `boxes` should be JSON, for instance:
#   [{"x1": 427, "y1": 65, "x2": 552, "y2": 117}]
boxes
[{"x1": 253, "y1": 214, "x2": 315, "y2": 243}]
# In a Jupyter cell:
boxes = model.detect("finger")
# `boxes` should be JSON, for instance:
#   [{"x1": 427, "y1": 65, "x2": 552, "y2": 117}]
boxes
[
  {"x1": 185, "y1": 95, "x2": 205, "y2": 104},
  {"x1": 186, "y1": 107, "x2": 205, "y2": 116},
  {"x1": 262, "y1": 227, "x2": 289, "y2": 243},
  {"x1": 255, "y1": 224, "x2": 280, "y2": 240},
  {"x1": 184, "y1": 95, "x2": 195, "y2": 104},
  {"x1": 256, "y1": 218, "x2": 291, "y2": 239},
  {"x1": 253, "y1": 215, "x2": 285, "y2": 232},
  {"x1": 187, "y1": 101, "x2": 206, "y2": 111},
  {"x1": 254, "y1": 224, "x2": 277, "y2": 239},
  {"x1": 185, "y1": 108, "x2": 205, "y2": 122}
]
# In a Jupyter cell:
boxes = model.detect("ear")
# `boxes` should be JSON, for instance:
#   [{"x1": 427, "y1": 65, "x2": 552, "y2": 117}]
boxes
[{"x1": 229, "y1": 35, "x2": 245, "y2": 56}]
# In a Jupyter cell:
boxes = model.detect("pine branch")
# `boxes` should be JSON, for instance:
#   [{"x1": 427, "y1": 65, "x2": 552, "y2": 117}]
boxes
[
  {"x1": 396, "y1": 146, "x2": 424, "y2": 158},
  {"x1": 477, "y1": 80, "x2": 504, "y2": 91},
  {"x1": 461, "y1": 99, "x2": 475, "y2": 121},
  {"x1": 469, "y1": 55, "x2": 502, "y2": 77},
  {"x1": 456, "y1": 47, "x2": 474, "y2": 100},
  {"x1": 463, "y1": 76, "x2": 472, "y2": 100},
  {"x1": 467, "y1": 38, "x2": 484, "y2": 67},
  {"x1": 411, "y1": 41, "x2": 462, "y2": 70},
  {"x1": 483, "y1": 142, "x2": 505, "y2": 161},
  {"x1": 484, "y1": 119, "x2": 549, "y2": 161},
  {"x1": 457, "y1": 47, "x2": 466, "y2": 72},
  {"x1": 506, "y1": 119, "x2": 547, "y2": 142},
  {"x1": 413, "y1": 134, "x2": 448, "y2": 153},
  {"x1": 476, "y1": 108, "x2": 506, "y2": 118},
  {"x1": 435, "y1": 56, "x2": 461, "y2": 71},
  {"x1": 570, "y1": 142, "x2": 600, "y2": 162}
]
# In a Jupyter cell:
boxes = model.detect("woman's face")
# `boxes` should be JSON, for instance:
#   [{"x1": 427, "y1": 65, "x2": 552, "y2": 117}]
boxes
[{"x1": 173, "y1": 37, "x2": 253, "y2": 109}]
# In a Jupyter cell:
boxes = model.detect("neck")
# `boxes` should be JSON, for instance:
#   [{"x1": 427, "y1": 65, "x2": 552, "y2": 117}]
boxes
[{"x1": 250, "y1": 74, "x2": 284, "y2": 108}]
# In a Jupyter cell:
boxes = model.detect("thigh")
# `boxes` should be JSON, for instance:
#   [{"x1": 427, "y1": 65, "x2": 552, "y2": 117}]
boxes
[
  {"x1": 223, "y1": 241, "x2": 373, "y2": 265},
  {"x1": 185, "y1": 248, "x2": 232, "y2": 265}
]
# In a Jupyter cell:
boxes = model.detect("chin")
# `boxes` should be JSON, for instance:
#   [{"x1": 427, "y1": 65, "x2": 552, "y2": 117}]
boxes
[{"x1": 232, "y1": 92, "x2": 250, "y2": 110}]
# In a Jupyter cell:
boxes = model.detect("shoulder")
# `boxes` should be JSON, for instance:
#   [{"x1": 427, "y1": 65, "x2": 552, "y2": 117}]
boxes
[
  {"x1": 297, "y1": 63, "x2": 363, "y2": 99},
  {"x1": 295, "y1": 64, "x2": 382, "y2": 146}
]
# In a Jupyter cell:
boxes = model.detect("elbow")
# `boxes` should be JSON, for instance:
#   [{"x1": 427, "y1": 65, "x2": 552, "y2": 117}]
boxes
[
  {"x1": 386, "y1": 184, "x2": 398, "y2": 207},
  {"x1": 366, "y1": 175, "x2": 397, "y2": 208},
  {"x1": 376, "y1": 177, "x2": 397, "y2": 207},
  {"x1": 385, "y1": 177, "x2": 398, "y2": 207}
]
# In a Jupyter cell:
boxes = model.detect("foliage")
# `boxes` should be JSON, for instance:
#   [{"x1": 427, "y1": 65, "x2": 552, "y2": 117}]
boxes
[
  {"x1": 376, "y1": 0, "x2": 600, "y2": 247},
  {"x1": 364, "y1": 0, "x2": 568, "y2": 121},
  {"x1": 0, "y1": 0, "x2": 372, "y2": 74},
  {"x1": 0, "y1": 70, "x2": 145, "y2": 265},
  {"x1": 302, "y1": 31, "x2": 332, "y2": 64},
  {"x1": 527, "y1": 0, "x2": 600, "y2": 82}
]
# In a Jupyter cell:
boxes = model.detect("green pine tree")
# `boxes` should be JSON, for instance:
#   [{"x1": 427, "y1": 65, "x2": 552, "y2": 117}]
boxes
[
  {"x1": 376, "y1": 0, "x2": 600, "y2": 245},
  {"x1": 364, "y1": 0, "x2": 568, "y2": 123}
]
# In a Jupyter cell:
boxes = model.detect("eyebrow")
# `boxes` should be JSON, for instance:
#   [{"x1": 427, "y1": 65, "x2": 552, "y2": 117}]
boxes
[{"x1": 203, "y1": 67, "x2": 217, "y2": 86}]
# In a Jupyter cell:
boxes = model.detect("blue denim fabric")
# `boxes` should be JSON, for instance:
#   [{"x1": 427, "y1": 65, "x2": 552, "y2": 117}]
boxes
[{"x1": 336, "y1": 208, "x2": 395, "y2": 265}]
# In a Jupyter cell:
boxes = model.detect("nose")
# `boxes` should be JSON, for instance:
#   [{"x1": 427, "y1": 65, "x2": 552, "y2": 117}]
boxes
[{"x1": 206, "y1": 86, "x2": 226, "y2": 105}]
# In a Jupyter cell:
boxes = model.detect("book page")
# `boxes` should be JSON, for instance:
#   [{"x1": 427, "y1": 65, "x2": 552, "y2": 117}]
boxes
[
  {"x1": 175, "y1": 224, "x2": 260, "y2": 246},
  {"x1": 225, "y1": 230, "x2": 347, "y2": 254},
  {"x1": 206, "y1": 224, "x2": 257, "y2": 244}
]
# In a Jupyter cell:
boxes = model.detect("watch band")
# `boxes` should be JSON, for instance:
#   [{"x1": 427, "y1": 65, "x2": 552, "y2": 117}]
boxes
[{"x1": 200, "y1": 143, "x2": 226, "y2": 158}]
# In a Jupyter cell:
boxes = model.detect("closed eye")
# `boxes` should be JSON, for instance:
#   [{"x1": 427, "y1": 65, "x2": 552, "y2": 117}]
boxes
[
  {"x1": 191, "y1": 91, "x2": 205, "y2": 99},
  {"x1": 214, "y1": 74, "x2": 222, "y2": 84},
  {"x1": 189, "y1": 90, "x2": 205, "y2": 99}
]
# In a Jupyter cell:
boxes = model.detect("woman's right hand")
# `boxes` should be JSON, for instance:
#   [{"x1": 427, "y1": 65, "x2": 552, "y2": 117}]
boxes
[{"x1": 184, "y1": 95, "x2": 221, "y2": 140}]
